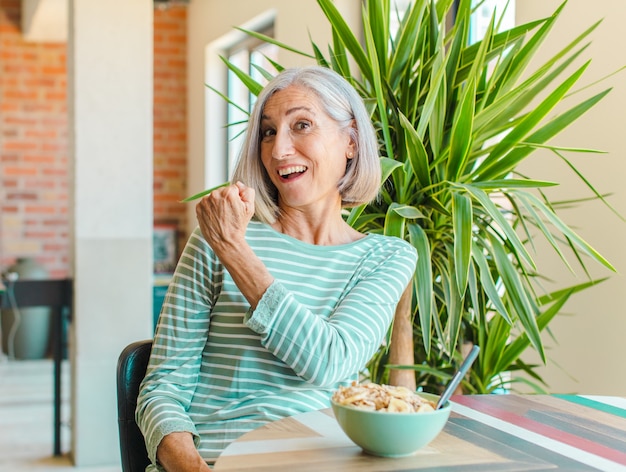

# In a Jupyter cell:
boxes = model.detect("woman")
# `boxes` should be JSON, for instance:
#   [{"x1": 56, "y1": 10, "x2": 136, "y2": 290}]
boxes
[{"x1": 136, "y1": 66, "x2": 417, "y2": 471}]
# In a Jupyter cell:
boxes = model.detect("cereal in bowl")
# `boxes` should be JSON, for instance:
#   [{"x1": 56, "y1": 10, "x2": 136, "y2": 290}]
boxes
[{"x1": 332, "y1": 381, "x2": 436, "y2": 413}]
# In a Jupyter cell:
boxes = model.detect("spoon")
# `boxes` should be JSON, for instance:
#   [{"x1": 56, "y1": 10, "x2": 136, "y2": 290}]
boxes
[{"x1": 436, "y1": 345, "x2": 480, "y2": 409}]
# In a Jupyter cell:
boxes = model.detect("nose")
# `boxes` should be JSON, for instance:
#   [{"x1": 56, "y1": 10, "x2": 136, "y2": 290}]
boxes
[{"x1": 271, "y1": 127, "x2": 295, "y2": 160}]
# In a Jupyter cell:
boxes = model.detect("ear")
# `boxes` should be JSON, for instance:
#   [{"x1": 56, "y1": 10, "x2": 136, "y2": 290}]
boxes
[
  {"x1": 346, "y1": 122, "x2": 357, "y2": 159},
  {"x1": 346, "y1": 142, "x2": 356, "y2": 159}
]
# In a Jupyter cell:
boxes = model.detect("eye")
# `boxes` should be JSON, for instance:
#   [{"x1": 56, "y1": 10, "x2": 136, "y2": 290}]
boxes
[
  {"x1": 294, "y1": 120, "x2": 311, "y2": 131},
  {"x1": 261, "y1": 127, "x2": 275, "y2": 138}
]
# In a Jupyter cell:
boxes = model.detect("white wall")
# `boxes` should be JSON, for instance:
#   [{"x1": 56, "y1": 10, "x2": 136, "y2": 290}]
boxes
[
  {"x1": 516, "y1": 1, "x2": 626, "y2": 394},
  {"x1": 185, "y1": 0, "x2": 360, "y2": 235},
  {"x1": 68, "y1": 0, "x2": 154, "y2": 465}
]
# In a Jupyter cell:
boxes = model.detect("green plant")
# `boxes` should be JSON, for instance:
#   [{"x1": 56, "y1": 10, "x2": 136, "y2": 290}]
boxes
[{"x1": 210, "y1": 0, "x2": 619, "y2": 393}]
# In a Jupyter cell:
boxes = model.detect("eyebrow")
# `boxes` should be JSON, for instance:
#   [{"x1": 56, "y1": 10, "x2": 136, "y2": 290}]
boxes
[{"x1": 261, "y1": 106, "x2": 314, "y2": 121}]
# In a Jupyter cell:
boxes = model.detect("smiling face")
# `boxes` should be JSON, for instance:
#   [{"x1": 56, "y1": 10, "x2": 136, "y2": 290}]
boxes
[{"x1": 259, "y1": 85, "x2": 355, "y2": 217}]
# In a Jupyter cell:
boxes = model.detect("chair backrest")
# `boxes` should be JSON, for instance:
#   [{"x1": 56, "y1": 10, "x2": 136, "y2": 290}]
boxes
[{"x1": 117, "y1": 339, "x2": 153, "y2": 472}]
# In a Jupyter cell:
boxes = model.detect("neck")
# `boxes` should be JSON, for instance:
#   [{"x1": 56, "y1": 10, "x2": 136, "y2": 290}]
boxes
[{"x1": 273, "y1": 211, "x2": 363, "y2": 246}]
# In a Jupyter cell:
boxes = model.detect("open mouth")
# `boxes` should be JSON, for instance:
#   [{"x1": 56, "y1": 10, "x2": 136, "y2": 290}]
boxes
[{"x1": 278, "y1": 165, "x2": 307, "y2": 180}]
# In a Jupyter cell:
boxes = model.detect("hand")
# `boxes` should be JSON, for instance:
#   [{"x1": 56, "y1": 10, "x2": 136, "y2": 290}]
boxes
[
  {"x1": 156, "y1": 432, "x2": 212, "y2": 471},
  {"x1": 195, "y1": 181, "x2": 255, "y2": 255},
  {"x1": 196, "y1": 181, "x2": 273, "y2": 309}
]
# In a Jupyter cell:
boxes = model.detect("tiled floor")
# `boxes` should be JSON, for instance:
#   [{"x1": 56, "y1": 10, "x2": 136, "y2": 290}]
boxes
[{"x1": 0, "y1": 355, "x2": 120, "y2": 472}]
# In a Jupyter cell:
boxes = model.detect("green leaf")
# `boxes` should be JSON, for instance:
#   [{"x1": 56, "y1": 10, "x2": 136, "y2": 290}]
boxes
[
  {"x1": 444, "y1": 254, "x2": 463, "y2": 354},
  {"x1": 250, "y1": 63, "x2": 275, "y2": 83},
  {"x1": 471, "y1": 242, "x2": 511, "y2": 323},
  {"x1": 399, "y1": 113, "x2": 431, "y2": 188},
  {"x1": 519, "y1": 191, "x2": 616, "y2": 272},
  {"x1": 452, "y1": 192, "x2": 472, "y2": 296},
  {"x1": 380, "y1": 156, "x2": 403, "y2": 182},
  {"x1": 330, "y1": 27, "x2": 350, "y2": 75},
  {"x1": 489, "y1": 233, "x2": 545, "y2": 362},
  {"x1": 317, "y1": 0, "x2": 372, "y2": 83},
  {"x1": 536, "y1": 278, "x2": 607, "y2": 306},
  {"x1": 389, "y1": 1, "x2": 426, "y2": 84},
  {"x1": 367, "y1": 0, "x2": 389, "y2": 78},
  {"x1": 408, "y1": 223, "x2": 433, "y2": 354},
  {"x1": 393, "y1": 205, "x2": 425, "y2": 219},
  {"x1": 234, "y1": 27, "x2": 314, "y2": 59},
  {"x1": 501, "y1": 88, "x2": 612, "y2": 173},
  {"x1": 383, "y1": 203, "x2": 407, "y2": 238},
  {"x1": 205, "y1": 81, "x2": 248, "y2": 116},
  {"x1": 345, "y1": 204, "x2": 365, "y2": 228},
  {"x1": 444, "y1": 11, "x2": 466, "y2": 98},
  {"x1": 446, "y1": 77, "x2": 475, "y2": 181},
  {"x1": 515, "y1": 192, "x2": 574, "y2": 273},
  {"x1": 221, "y1": 56, "x2": 264, "y2": 96},
  {"x1": 458, "y1": 184, "x2": 535, "y2": 269},
  {"x1": 495, "y1": 289, "x2": 573, "y2": 373},
  {"x1": 483, "y1": 312, "x2": 513, "y2": 381},
  {"x1": 483, "y1": 1, "x2": 567, "y2": 95},
  {"x1": 475, "y1": 61, "x2": 591, "y2": 181},
  {"x1": 350, "y1": 211, "x2": 385, "y2": 232},
  {"x1": 472, "y1": 179, "x2": 558, "y2": 189},
  {"x1": 311, "y1": 41, "x2": 330, "y2": 68},
  {"x1": 363, "y1": 9, "x2": 393, "y2": 160},
  {"x1": 416, "y1": 44, "x2": 447, "y2": 140},
  {"x1": 180, "y1": 181, "x2": 230, "y2": 203}
]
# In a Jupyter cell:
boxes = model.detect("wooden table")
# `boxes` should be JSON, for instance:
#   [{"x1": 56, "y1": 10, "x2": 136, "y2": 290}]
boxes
[{"x1": 213, "y1": 394, "x2": 626, "y2": 471}]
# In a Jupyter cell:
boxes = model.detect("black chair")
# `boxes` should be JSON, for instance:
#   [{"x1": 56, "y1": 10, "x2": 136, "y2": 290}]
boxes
[{"x1": 117, "y1": 339, "x2": 153, "y2": 472}]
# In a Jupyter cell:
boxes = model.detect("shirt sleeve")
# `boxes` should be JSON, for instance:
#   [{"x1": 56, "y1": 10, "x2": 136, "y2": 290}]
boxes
[
  {"x1": 244, "y1": 237, "x2": 417, "y2": 387},
  {"x1": 135, "y1": 228, "x2": 219, "y2": 466}
]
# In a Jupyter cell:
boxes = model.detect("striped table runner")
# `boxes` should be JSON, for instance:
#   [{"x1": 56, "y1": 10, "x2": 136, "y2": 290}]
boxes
[
  {"x1": 451, "y1": 394, "x2": 626, "y2": 471},
  {"x1": 213, "y1": 394, "x2": 626, "y2": 471}
]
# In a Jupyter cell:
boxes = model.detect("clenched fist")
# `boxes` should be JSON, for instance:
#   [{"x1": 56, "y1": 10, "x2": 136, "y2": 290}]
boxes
[{"x1": 196, "y1": 181, "x2": 255, "y2": 254}]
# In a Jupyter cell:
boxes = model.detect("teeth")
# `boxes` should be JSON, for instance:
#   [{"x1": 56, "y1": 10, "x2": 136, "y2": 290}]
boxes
[{"x1": 278, "y1": 165, "x2": 307, "y2": 177}]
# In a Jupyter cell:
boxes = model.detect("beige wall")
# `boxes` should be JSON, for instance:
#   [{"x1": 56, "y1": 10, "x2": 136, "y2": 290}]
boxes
[{"x1": 516, "y1": 1, "x2": 626, "y2": 394}]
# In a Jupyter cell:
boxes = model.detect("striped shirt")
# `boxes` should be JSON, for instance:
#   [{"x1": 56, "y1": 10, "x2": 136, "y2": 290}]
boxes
[{"x1": 136, "y1": 220, "x2": 417, "y2": 469}]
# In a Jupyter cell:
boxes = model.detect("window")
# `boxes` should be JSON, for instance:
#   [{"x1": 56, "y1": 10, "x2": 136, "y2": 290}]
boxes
[
  {"x1": 225, "y1": 30, "x2": 278, "y2": 176},
  {"x1": 469, "y1": 0, "x2": 515, "y2": 44},
  {"x1": 390, "y1": 0, "x2": 515, "y2": 42},
  {"x1": 390, "y1": 0, "x2": 412, "y2": 33},
  {"x1": 203, "y1": 12, "x2": 277, "y2": 195}
]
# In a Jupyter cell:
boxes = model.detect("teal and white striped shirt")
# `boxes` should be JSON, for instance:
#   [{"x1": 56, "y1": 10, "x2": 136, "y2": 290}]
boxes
[{"x1": 137, "y1": 220, "x2": 417, "y2": 468}]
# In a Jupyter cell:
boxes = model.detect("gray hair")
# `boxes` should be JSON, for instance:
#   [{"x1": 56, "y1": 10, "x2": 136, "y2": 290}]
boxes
[{"x1": 231, "y1": 66, "x2": 381, "y2": 224}]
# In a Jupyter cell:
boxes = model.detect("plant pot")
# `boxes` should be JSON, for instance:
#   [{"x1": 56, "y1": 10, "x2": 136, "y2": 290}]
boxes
[{"x1": 1, "y1": 258, "x2": 51, "y2": 360}]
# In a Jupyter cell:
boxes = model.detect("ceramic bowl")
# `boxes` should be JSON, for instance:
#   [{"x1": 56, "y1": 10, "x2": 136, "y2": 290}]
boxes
[{"x1": 330, "y1": 392, "x2": 451, "y2": 457}]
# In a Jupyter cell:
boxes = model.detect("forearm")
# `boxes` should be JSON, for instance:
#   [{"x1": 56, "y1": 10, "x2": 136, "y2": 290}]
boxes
[
  {"x1": 157, "y1": 432, "x2": 212, "y2": 472},
  {"x1": 137, "y1": 242, "x2": 213, "y2": 468},
  {"x1": 247, "y1": 282, "x2": 384, "y2": 385},
  {"x1": 213, "y1": 240, "x2": 274, "y2": 310}
]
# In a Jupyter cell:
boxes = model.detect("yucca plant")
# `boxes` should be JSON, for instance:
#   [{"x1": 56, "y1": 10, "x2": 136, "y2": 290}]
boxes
[{"x1": 208, "y1": 0, "x2": 619, "y2": 394}]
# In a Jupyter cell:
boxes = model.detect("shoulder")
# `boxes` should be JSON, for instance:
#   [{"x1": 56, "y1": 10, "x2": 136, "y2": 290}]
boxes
[
  {"x1": 244, "y1": 220, "x2": 282, "y2": 244},
  {"x1": 246, "y1": 219, "x2": 273, "y2": 234},
  {"x1": 365, "y1": 233, "x2": 417, "y2": 258},
  {"x1": 351, "y1": 233, "x2": 417, "y2": 277}
]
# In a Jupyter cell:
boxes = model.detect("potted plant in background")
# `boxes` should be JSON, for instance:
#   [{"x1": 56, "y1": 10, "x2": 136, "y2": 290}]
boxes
[{"x1": 203, "y1": 0, "x2": 620, "y2": 394}]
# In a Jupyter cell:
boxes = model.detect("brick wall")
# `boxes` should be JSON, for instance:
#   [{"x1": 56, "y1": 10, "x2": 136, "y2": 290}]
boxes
[
  {"x1": 0, "y1": 2, "x2": 188, "y2": 278},
  {"x1": 153, "y1": 5, "x2": 188, "y2": 257},
  {"x1": 0, "y1": 0, "x2": 69, "y2": 278}
]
